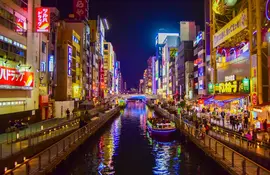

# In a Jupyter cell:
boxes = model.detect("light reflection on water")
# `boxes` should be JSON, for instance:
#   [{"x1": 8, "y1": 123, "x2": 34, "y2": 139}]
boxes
[{"x1": 53, "y1": 102, "x2": 227, "y2": 175}]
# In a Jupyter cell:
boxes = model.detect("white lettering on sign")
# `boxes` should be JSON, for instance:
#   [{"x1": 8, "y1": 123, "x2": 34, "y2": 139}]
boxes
[
  {"x1": 0, "y1": 67, "x2": 24, "y2": 82},
  {"x1": 225, "y1": 75, "x2": 236, "y2": 82}
]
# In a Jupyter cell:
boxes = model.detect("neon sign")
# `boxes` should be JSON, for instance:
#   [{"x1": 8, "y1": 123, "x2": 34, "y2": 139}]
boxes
[
  {"x1": 49, "y1": 55, "x2": 54, "y2": 72},
  {"x1": 193, "y1": 32, "x2": 203, "y2": 46},
  {"x1": 36, "y1": 7, "x2": 50, "y2": 33},
  {"x1": 0, "y1": 66, "x2": 34, "y2": 90},
  {"x1": 67, "y1": 45, "x2": 72, "y2": 76},
  {"x1": 208, "y1": 78, "x2": 250, "y2": 94},
  {"x1": 266, "y1": 0, "x2": 270, "y2": 20}
]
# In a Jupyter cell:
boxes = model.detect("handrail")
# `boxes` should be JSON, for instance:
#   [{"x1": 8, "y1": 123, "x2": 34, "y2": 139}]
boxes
[
  {"x1": 181, "y1": 121, "x2": 270, "y2": 174},
  {"x1": 3, "y1": 107, "x2": 120, "y2": 175}
]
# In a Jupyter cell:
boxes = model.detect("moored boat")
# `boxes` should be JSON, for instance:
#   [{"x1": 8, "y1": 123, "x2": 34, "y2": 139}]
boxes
[{"x1": 147, "y1": 118, "x2": 176, "y2": 136}]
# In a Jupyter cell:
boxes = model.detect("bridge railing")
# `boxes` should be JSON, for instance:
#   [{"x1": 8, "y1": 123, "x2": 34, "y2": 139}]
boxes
[
  {"x1": 181, "y1": 121, "x2": 270, "y2": 175},
  {"x1": 3, "y1": 108, "x2": 120, "y2": 175}
]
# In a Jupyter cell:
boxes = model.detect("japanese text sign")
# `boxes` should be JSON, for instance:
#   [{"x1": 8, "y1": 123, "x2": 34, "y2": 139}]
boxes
[
  {"x1": 73, "y1": 0, "x2": 88, "y2": 19},
  {"x1": 0, "y1": 66, "x2": 34, "y2": 90},
  {"x1": 213, "y1": 9, "x2": 247, "y2": 48},
  {"x1": 36, "y1": 7, "x2": 50, "y2": 33},
  {"x1": 68, "y1": 45, "x2": 72, "y2": 76}
]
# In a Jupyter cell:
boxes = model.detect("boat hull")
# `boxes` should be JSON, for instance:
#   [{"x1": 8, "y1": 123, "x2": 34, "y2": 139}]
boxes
[{"x1": 147, "y1": 122, "x2": 176, "y2": 137}]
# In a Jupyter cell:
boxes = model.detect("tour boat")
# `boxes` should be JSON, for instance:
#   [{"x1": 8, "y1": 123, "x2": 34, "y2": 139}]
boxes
[{"x1": 147, "y1": 118, "x2": 176, "y2": 136}]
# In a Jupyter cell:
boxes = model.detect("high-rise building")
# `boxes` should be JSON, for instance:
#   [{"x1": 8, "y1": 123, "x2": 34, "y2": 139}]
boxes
[
  {"x1": 0, "y1": 0, "x2": 49, "y2": 132},
  {"x1": 155, "y1": 32, "x2": 179, "y2": 96},
  {"x1": 55, "y1": 22, "x2": 82, "y2": 110},
  {"x1": 104, "y1": 42, "x2": 115, "y2": 96},
  {"x1": 180, "y1": 21, "x2": 196, "y2": 41}
]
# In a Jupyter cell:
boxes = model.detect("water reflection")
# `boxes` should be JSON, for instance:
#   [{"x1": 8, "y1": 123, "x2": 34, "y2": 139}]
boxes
[{"x1": 53, "y1": 101, "x2": 227, "y2": 175}]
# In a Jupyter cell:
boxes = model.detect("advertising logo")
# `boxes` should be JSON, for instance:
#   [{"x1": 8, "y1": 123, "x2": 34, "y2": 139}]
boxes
[
  {"x1": 36, "y1": 7, "x2": 50, "y2": 33},
  {"x1": 73, "y1": 0, "x2": 88, "y2": 19},
  {"x1": 0, "y1": 66, "x2": 34, "y2": 90}
]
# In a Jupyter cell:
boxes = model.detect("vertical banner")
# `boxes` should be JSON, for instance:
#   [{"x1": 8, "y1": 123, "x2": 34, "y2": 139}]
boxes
[
  {"x1": 73, "y1": 0, "x2": 88, "y2": 19},
  {"x1": 251, "y1": 54, "x2": 257, "y2": 105}
]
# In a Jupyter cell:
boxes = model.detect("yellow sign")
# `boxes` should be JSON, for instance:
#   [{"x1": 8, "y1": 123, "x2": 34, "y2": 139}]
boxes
[{"x1": 213, "y1": 8, "x2": 248, "y2": 48}]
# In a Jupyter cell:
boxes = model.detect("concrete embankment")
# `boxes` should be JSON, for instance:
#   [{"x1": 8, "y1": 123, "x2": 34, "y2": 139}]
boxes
[{"x1": 4, "y1": 107, "x2": 121, "y2": 175}]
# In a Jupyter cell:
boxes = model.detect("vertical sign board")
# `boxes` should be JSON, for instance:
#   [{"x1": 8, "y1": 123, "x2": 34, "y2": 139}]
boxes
[
  {"x1": 36, "y1": 7, "x2": 50, "y2": 32},
  {"x1": 67, "y1": 45, "x2": 72, "y2": 76},
  {"x1": 251, "y1": 54, "x2": 257, "y2": 105},
  {"x1": 73, "y1": 0, "x2": 88, "y2": 20}
]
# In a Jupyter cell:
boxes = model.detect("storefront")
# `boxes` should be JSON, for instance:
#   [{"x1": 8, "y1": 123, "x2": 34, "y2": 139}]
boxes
[
  {"x1": 207, "y1": 77, "x2": 250, "y2": 114},
  {"x1": 251, "y1": 103, "x2": 270, "y2": 130}
]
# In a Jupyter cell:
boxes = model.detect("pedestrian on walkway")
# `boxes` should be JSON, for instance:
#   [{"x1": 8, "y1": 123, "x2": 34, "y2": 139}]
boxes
[
  {"x1": 252, "y1": 129, "x2": 257, "y2": 148},
  {"x1": 221, "y1": 111, "x2": 225, "y2": 127},
  {"x1": 244, "y1": 115, "x2": 249, "y2": 129},
  {"x1": 245, "y1": 131, "x2": 252, "y2": 147},
  {"x1": 66, "y1": 108, "x2": 70, "y2": 120},
  {"x1": 263, "y1": 119, "x2": 268, "y2": 132}
]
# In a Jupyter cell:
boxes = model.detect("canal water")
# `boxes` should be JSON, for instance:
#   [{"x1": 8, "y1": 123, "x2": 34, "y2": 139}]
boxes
[{"x1": 52, "y1": 102, "x2": 228, "y2": 175}]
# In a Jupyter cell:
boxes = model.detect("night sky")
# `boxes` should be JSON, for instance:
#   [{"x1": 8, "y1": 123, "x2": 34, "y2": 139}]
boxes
[{"x1": 43, "y1": 0, "x2": 204, "y2": 89}]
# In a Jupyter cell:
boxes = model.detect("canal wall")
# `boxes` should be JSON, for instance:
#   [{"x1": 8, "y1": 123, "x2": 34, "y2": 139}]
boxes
[
  {"x1": 4, "y1": 107, "x2": 121, "y2": 175},
  {"x1": 152, "y1": 106, "x2": 270, "y2": 175}
]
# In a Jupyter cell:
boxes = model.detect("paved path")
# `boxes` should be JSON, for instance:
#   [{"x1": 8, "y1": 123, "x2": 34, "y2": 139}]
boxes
[
  {"x1": 0, "y1": 118, "x2": 67, "y2": 144},
  {"x1": 0, "y1": 119, "x2": 79, "y2": 159},
  {"x1": 5, "y1": 108, "x2": 119, "y2": 175},
  {"x1": 181, "y1": 122, "x2": 270, "y2": 175}
]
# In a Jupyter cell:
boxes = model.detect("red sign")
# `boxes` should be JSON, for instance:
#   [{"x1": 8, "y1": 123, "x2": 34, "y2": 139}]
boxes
[
  {"x1": 198, "y1": 99, "x2": 204, "y2": 105},
  {"x1": 0, "y1": 66, "x2": 34, "y2": 89},
  {"x1": 252, "y1": 93, "x2": 257, "y2": 105},
  {"x1": 35, "y1": 7, "x2": 50, "y2": 32},
  {"x1": 73, "y1": 0, "x2": 88, "y2": 19},
  {"x1": 16, "y1": 18, "x2": 25, "y2": 33}
]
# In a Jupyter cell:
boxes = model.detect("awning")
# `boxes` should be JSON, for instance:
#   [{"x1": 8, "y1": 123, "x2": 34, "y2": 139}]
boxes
[{"x1": 214, "y1": 94, "x2": 248, "y2": 102}]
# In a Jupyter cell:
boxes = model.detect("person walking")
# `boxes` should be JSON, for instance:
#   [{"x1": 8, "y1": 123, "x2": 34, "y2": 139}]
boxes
[
  {"x1": 66, "y1": 108, "x2": 70, "y2": 120},
  {"x1": 244, "y1": 115, "x2": 249, "y2": 129},
  {"x1": 221, "y1": 111, "x2": 225, "y2": 127},
  {"x1": 263, "y1": 119, "x2": 268, "y2": 132}
]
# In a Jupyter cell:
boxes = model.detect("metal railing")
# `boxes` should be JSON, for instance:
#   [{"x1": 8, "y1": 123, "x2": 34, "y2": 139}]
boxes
[
  {"x1": 0, "y1": 118, "x2": 80, "y2": 160},
  {"x1": 180, "y1": 120, "x2": 270, "y2": 175},
  {"x1": 3, "y1": 107, "x2": 119, "y2": 175}
]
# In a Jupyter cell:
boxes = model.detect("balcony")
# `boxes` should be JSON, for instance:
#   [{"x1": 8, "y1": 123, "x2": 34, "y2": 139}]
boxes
[{"x1": 12, "y1": 0, "x2": 28, "y2": 10}]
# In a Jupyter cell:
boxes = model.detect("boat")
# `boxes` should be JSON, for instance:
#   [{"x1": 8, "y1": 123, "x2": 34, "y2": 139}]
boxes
[{"x1": 147, "y1": 118, "x2": 176, "y2": 137}]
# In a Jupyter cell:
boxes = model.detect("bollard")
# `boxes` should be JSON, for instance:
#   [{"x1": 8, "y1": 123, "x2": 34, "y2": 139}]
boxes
[
  {"x1": 48, "y1": 149, "x2": 51, "y2": 163},
  {"x1": 38, "y1": 155, "x2": 41, "y2": 170},
  {"x1": 215, "y1": 142, "x2": 217, "y2": 154},
  {"x1": 232, "y1": 152, "x2": 234, "y2": 167},
  {"x1": 222, "y1": 146, "x2": 225, "y2": 160},
  {"x1": 242, "y1": 159, "x2": 246, "y2": 175},
  {"x1": 25, "y1": 161, "x2": 30, "y2": 175}
]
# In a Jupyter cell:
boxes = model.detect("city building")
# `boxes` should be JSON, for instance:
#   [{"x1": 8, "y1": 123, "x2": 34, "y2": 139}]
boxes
[
  {"x1": 64, "y1": 19, "x2": 92, "y2": 101},
  {"x1": 104, "y1": 41, "x2": 115, "y2": 96},
  {"x1": 162, "y1": 36, "x2": 180, "y2": 99},
  {"x1": 155, "y1": 32, "x2": 179, "y2": 96},
  {"x1": 0, "y1": 0, "x2": 47, "y2": 132},
  {"x1": 54, "y1": 22, "x2": 82, "y2": 113},
  {"x1": 193, "y1": 31, "x2": 207, "y2": 97},
  {"x1": 143, "y1": 69, "x2": 148, "y2": 94}
]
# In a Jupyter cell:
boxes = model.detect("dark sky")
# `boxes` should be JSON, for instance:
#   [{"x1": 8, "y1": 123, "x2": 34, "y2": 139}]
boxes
[{"x1": 43, "y1": 0, "x2": 205, "y2": 89}]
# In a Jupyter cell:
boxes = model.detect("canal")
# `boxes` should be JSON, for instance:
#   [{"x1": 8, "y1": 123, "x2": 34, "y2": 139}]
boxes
[{"x1": 52, "y1": 102, "x2": 228, "y2": 175}]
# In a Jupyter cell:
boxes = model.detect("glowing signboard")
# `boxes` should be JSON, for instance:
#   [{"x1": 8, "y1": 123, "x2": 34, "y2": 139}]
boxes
[
  {"x1": 266, "y1": 0, "x2": 270, "y2": 20},
  {"x1": 36, "y1": 7, "x2": 50, "y2": 33},
  {"x1": 16, "y1": 18, "x2": 25, "y2": 33},
  {"x1": 0, "y1": 66, "x2": 34, "y2": 90},
  {"x1": 208, "y1": 78, "x2": 250, "y2": 94},
  {"x1": 193, "y1": 32, "x2": 203, "y2": 46},
  {"x1": 73, "y1": 0, "x2": 88, "y2": 19},
  {"x1": 49, "y1": 55, "x2": 54, "y2": 72},
  {"x1": 67, "y1": 45, "x2": 72, "y2": 76},
  {"x1": 213, "y1": 9, "x2": 247, "y2": 48}
]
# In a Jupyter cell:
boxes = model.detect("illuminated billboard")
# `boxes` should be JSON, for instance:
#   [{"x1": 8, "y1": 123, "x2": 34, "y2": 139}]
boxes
[
  {"x1": 36, "y1": 7, "x2": 50, "y2": 33},
  {"x1": 73, "y1": 0, "x2": 88, "y2": 20},
  {"x1": 0, "y1": 66, "x2": 34, "y2": 90},
  {"x1": 155, "y1": 33, "x2": 179, "y2": 46},
  {"x1": 67, "y1": 45, "x2": 72, "y2": 76}
]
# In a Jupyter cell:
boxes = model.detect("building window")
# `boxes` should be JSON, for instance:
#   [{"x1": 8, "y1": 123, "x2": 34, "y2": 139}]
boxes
[
  {"x1": 42, "y1": 41, "x2": 46, "y2": 53},
  {"x1": 0, "y1": 40, "x2": 26, "y2": 63},
  {"x1": 0, "y1": 6, "x2": 27, "y2": 36},
  {"x1": 104, "y1": 44, "x2": 108, "y2": 50},
  {"x1": 104, "y1": 51, "x2": 108, "y2": 55},
  {"x1": 12, "y1": 0, "x2": 28, "y2": 10}
]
